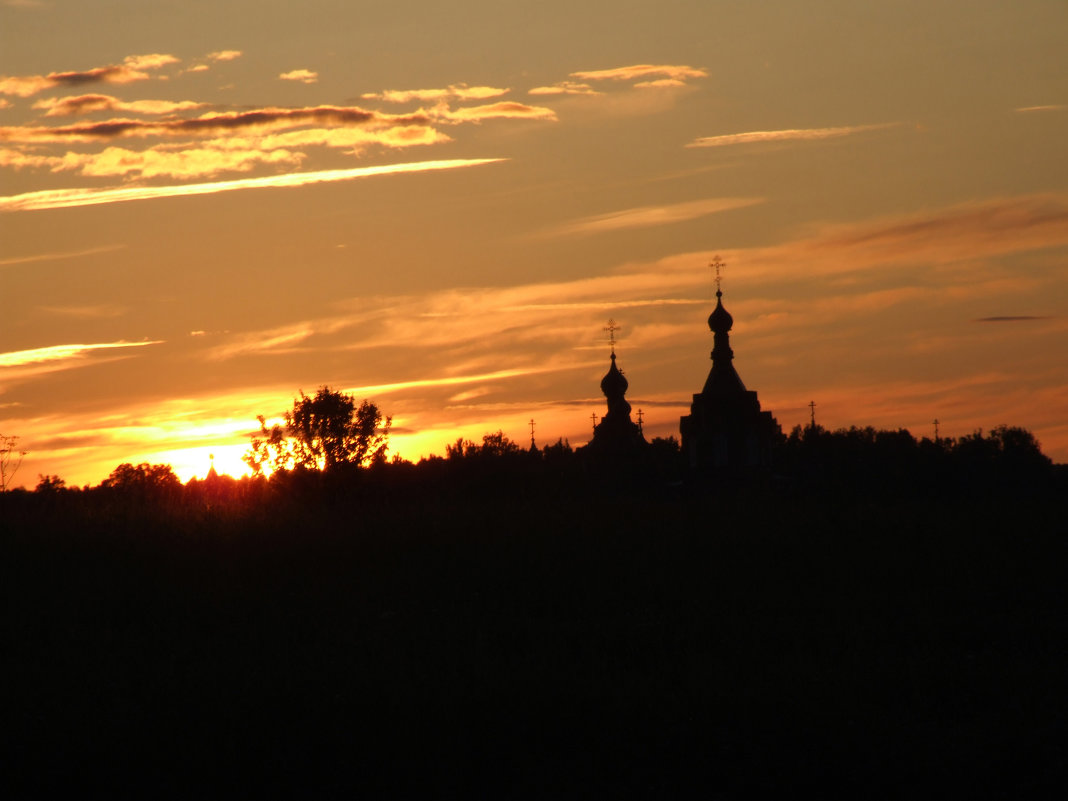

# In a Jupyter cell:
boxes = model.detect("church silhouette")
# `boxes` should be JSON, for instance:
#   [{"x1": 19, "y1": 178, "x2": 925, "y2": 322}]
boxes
[{"x1": 585, "y1": 258, "x2": 781, "y2": 473}]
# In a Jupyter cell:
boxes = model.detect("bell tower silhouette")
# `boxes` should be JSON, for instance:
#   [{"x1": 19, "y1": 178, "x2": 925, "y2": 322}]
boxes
[{"x1": 680, "y1": 257, "x2": 781, "y2": 470}]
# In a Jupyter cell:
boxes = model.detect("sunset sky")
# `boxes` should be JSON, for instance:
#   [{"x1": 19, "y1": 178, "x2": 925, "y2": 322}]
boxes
[{"x1": 2, "y1": 0, "x2": 1067, "y2": 486}]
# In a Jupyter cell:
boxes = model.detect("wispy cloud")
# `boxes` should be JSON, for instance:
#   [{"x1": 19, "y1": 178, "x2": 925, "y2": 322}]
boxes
[
  {"x1": 0, "y1": 340, "x2": 161, "y2": 368},
  {"x1": 687, "y1": 123, "x2": 898, "y2": 148},
  {"x1": 0, "y1": 54, "x2": 178, "y2": 97},
  {"x1": 206, "y1": 50, "x2": 242, "y2": 62},
  {"x1": 570, "y1": 64, "x2": 708, "y2": 82},
  {"x1": 530, "y1": 65, "x2": 706, "y2": 98},
  {"x1": 0, "y1": 104, "x2": 428, "y2": 142},
  {"x1": 0, "y1": 243, "x2": 125, "y2": 266},
  {"x1": 528, "y1": 81, "x2": 600, "y2": 97},
  {"x1": 36, "y1": 304, "x2": 127, "y2": 318},
  {"x1": 363, "y1": 85, "x2": 509, "y2": 104},
  {"x1": 1015, "y1": 105, "x2": 1066, "y2": 113},
  {"x1": 31, "y1": 93, "x2": 206, "y2": 117},
  {"x1": 546, "y1": 197, "x2": 764, "y2": 237},
  {"x1": 0, "y1": 157, "x2": 506, "y2": 212},
  {"x1": 279, "y1": 69, "x2": 318, "y2": 84},
  {"x1": 432, "y1": 101, "x2": 557, "y2": 124},
  {"x1": 975, "y1": 316, "x2": 1049, "y2": 323}
]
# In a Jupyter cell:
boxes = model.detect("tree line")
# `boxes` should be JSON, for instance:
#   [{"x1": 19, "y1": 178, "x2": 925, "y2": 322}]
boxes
[{"x1": 6, "y1": 385, "x2": 1062, "y2": 503}]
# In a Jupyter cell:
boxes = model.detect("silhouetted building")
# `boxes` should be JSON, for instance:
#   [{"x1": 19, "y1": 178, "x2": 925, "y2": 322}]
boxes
[
  {"x1": 587, "y1": 336, "x2": 646, "y2": 459},
  {"x1": 680, "y1": 280, "x2": 780, "y2": 470}
]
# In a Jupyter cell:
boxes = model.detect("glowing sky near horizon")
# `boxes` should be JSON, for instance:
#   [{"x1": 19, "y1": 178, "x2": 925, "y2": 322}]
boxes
[{"x1": 2, "y1": 0, "x2": 1067, "y2": 486}]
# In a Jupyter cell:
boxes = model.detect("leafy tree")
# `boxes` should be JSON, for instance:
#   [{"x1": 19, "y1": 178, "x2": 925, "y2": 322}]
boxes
[
  {"x1": 101, "y1": 462, "x2": 181, "y2": 492},
  {"x1": 446, "y1": 430, "x2": 521, "y2": 460},
  {"x1": 244, "y1": 386, "x2": 391, "y2": 475},
  {"x1": 35, "y1": 474, "x2": 67, "y2": 493}
]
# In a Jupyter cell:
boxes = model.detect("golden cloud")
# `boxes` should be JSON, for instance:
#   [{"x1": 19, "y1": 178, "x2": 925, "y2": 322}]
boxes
[
  {"x1": 570, "y1": 64, "x2": 708, "y2": 82},
  {"x1": 0, "y1": 104, "x2": 429, "y2": 142},
  {"x1": 279, "y1": 69, "x2": 319, "y2": 84},
  {"x1": 687, "y1": 123, "x2": 898, "y2": 148},
  {"x1": 528, "y1": 81, "x2": 600, "y2": 96},
  {"x1": 0, "y1": 340, "x2": 161, "y2": 368},
  {"x1": 32, "y1": 93, "x2": 207, "y2": 117},
  {"x1": 0, "y1": 157, "x2": 507, "y2": 212},
  {"x1": 634, "y1": 78, "x2": 687, "y2": 89},
  {"x1": 432, "y1": 101, "x2": 557, "y2": 123},
  {"x1": 363, "y1": 84, "x2": 509, "y2": 103},
  {"x1": 0, "y1": 54, "x2": 178, "y2": 97},
  {"x1": 207, "y1": 50, "x2": 243, "y2": 62}
]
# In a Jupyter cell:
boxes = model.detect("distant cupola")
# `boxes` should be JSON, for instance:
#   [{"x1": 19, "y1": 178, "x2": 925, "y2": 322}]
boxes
[{"x1": 586, "y1": 318, "x2": 646, "y2": 458}]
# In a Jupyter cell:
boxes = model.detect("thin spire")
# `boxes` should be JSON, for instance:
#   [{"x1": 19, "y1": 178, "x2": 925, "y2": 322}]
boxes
[
  {"x1": 809, "y1": 400, "x2": 817, "y2": 429},
  {"x1": 710, "y1": 254, "x2": 724, "y2": 298},
  {"x1": 604, "y1": 318, "x2": 619, "y2": 356},
  {"x1": 529, "y1": 418, "x2": 536, "y2": 450}
]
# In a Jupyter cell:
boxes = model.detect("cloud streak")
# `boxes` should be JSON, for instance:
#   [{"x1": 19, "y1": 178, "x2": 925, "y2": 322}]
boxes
[
  {"x1": 0, "y1": 340, "x2": 161, "y2": 368},
  {"x1": 363, "y1": 85, "x2": 509, "y2": 103},
  {"x1": 31, "y1": 93, "x2": 206, "y2": 117},
  {"x1": 0, "y1": 243, "x2": 126, "y2": 267},
  {"x1": 0, "y1": 157, "x2": 507, "y2": 212},
  {"x1": 0, "y1": 104, "x2": 430, "y2": 142},
  {"x1": 570, "y1": 64, "x2": 708, "y2": 82},
  {"x1": 546, "y1": 197, "x2": 764, "y2": 237},
  {"x1": 687, "y1": 123, "x2": 898, "y2": 148},
  {"x1": 0, "y1": 54, "x2": 178, "y2": 97}
]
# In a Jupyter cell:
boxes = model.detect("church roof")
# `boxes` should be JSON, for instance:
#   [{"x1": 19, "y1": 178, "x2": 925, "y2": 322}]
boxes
[
  {"x1": 708, "y1": 290, "x2": 733, "y2": 334},
  {"x1": 600, "y1": 351, "x2": 629, "y2": 398}
]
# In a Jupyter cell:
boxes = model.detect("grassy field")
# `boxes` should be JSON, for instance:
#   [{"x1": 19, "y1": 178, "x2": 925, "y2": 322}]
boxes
[{"x1": 3, "y1": 476, "x2": 1065, "y2": 798}]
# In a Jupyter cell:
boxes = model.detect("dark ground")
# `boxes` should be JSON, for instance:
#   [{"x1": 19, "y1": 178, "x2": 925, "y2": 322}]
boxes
[{"x1": 3, "y1": 476, "x2": 1066, "y2": 799}]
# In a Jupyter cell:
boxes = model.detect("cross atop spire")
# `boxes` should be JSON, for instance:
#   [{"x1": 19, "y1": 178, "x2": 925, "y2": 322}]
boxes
[
  {"x1": 529, "y1": 418, "x2": 536, "y2": 450},
  {"x1": 604, "y1": 318, "x2": 619, "y2": 355},
  {"x1": 710, "y1": 254, "x2": 725, "y2": 298}
]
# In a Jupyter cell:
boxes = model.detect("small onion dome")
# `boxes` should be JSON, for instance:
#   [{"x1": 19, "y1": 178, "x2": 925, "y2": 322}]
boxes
[
  {"x1": 600, "y1": 352, "x2": 629, "y2": 397},
  {"x1": 708, "y1": 290, "x2": 733, "y2": 333}
]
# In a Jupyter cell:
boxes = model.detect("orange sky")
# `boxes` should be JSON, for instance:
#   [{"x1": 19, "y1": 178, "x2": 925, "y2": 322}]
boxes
[{"x1": 2, "y1": 0, "x2": 1067, "y2": 486}]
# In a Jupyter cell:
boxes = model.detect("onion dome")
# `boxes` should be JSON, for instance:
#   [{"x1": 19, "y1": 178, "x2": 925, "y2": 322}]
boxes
[
  {"x1": 600, "y1": 352, "x2": 629, "y2": 398},
  {"x1": 708, "y1": 290, "x2": 733, "y2": 334}
]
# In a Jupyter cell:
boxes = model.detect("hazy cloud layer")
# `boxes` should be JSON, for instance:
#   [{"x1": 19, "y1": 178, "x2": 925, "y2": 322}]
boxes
[{"x1": 688, "y1": 123, "x2": 898, "y2": 148}]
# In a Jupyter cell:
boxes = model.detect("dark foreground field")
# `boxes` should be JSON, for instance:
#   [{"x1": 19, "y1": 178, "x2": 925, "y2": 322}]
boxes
[{"x1": 3, "y1": 476, "x2": 1066, "y2": 799}]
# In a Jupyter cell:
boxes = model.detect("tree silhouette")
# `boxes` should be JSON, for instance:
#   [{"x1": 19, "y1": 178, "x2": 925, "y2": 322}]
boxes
[
  {"x1": 244, "y1": 386, "x2": 391, "y2": 475},
  {"x1": 1, "y1": 434, "x2": 27, "y2": 492}
]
